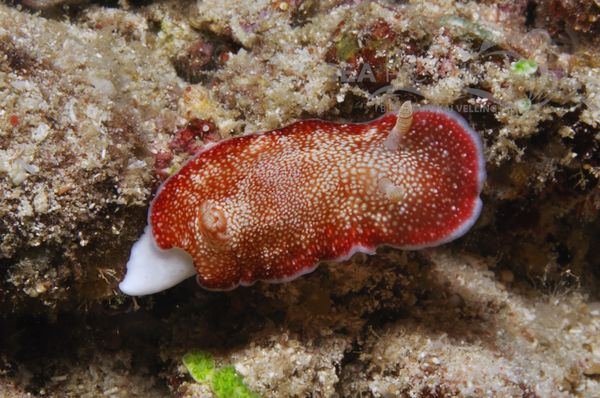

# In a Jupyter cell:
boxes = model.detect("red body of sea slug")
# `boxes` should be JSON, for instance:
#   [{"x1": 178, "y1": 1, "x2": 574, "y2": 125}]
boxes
[{"x1": 119, "y1": 102, "x2": 486, "y2": 295}]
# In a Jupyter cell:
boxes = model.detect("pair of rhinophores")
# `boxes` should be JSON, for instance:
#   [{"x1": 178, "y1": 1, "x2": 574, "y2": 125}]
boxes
[{"x1": 119, "y1": 101, "x2": 486, "y2": 296}]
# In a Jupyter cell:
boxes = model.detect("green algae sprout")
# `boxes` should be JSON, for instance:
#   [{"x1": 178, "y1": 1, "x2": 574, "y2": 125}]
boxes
[
  {"x1": 511, "y1": 59, "x2": 538, "y2": 75},
  {"x1": 183, "y1": 351, "x2": 261, "y2": 398}
]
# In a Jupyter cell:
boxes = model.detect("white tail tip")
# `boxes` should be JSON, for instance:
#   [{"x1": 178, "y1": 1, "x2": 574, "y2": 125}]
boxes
[{"x1": 119, "y1": 226, "x2": 197, "y2": 296}]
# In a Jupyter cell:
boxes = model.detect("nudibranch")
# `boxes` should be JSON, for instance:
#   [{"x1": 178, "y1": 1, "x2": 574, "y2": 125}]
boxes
[{"x1": 119, "y1": 102, "x2": 485, "y2": 295}]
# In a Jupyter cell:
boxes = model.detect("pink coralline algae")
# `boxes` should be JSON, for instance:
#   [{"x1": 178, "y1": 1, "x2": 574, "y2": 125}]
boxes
[
  {"x1": 154, "y1": 119, "x2": 218, "y2": 179},
  {"x1": 169, "y1": 118, "x2": 218, "y2": 155},
  {"x1": 119, "y1": 102, "x2": 485, "y2": 295}
]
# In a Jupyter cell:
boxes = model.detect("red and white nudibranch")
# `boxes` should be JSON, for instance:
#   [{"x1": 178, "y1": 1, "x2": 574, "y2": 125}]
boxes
[{"x1": 119, "y1": 102, "x2": 486, "y2": 295}]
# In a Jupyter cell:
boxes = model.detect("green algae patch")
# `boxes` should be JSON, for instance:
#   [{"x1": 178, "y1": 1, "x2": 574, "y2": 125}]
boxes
[
  {"x1": 182, "y1": 351, "x2": 216, "y2": 383},
  {"x1": 511, "y1": 59, "x2": 538, "y2": 75},
  {"x1": 213, "y1": 366, "x2": 262, "y2": 398},
  {"x1": 183, "y1": 351, "x2": 261, "y2": 398},
  {"x1": 335, "y1": 34, "x2": 359, "y2": 62}
]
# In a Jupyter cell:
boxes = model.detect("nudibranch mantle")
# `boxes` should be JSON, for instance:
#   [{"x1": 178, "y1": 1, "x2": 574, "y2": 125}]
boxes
[{"x1": 120, "y1": 103, "x2": 485, "y2": 295}]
